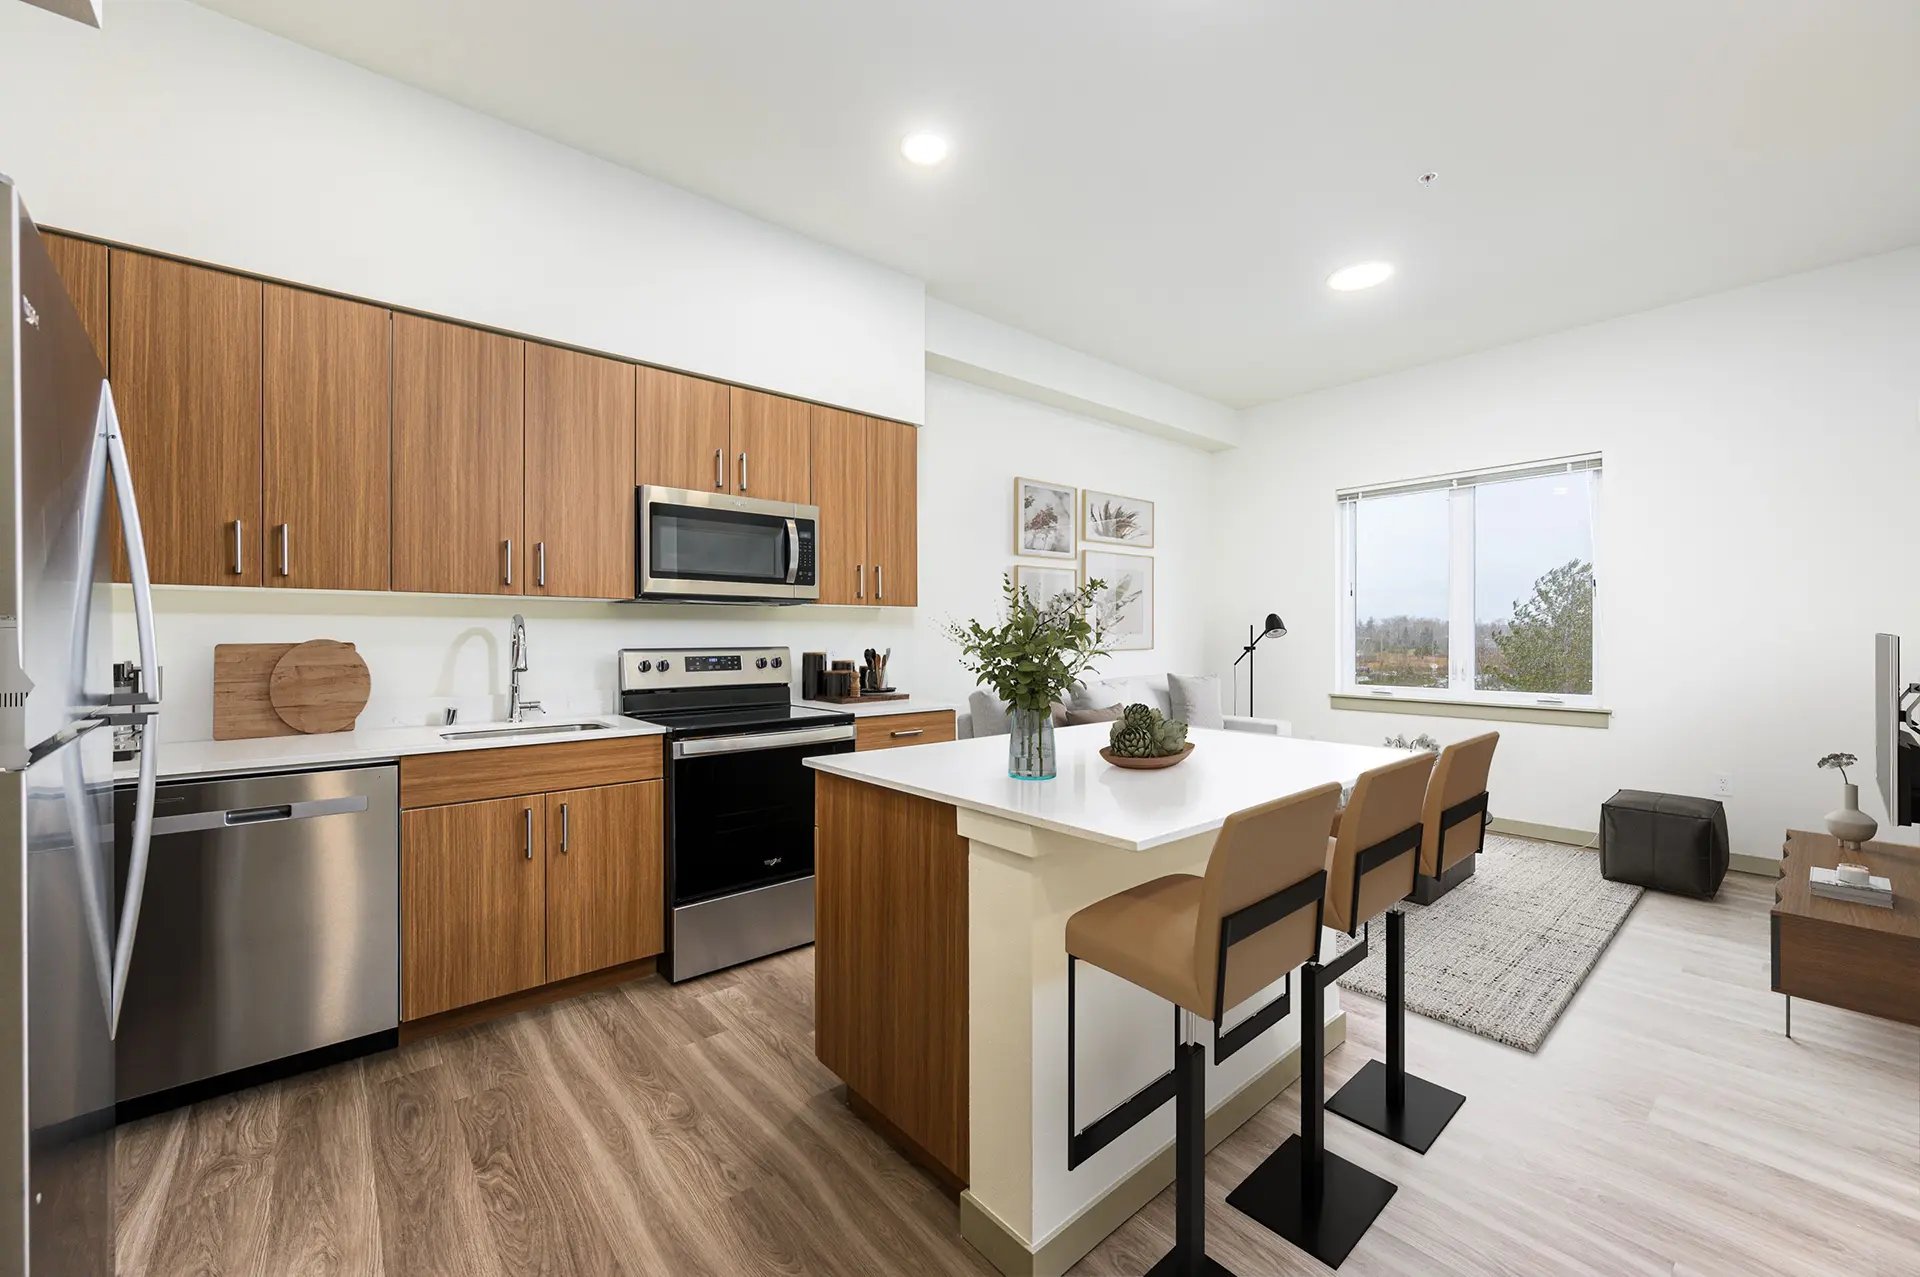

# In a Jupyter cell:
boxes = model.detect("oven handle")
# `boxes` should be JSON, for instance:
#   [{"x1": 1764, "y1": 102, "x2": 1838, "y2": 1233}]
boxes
[
  {"x1": 785, "y1": 518, "x2": 799, "y2": 586},
  {"x1": 673, "y1": 724, "x2": 855, "y2": 758}
]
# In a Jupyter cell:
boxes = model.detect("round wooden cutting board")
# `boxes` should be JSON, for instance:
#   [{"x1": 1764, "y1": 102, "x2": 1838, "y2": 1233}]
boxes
[{"x1": 269, "y1": 639, "x2": 371, "y2": 735}]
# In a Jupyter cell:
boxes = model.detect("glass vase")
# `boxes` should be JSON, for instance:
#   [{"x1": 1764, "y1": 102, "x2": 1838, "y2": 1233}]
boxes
[{"x1": 1008, "y1": 704, "x2": 1057, "y2": 780}]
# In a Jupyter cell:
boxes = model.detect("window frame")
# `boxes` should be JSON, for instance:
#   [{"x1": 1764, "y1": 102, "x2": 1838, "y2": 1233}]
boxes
[{"x1": 1333, "y1": 455, "x2": 1603, "y2": 711}]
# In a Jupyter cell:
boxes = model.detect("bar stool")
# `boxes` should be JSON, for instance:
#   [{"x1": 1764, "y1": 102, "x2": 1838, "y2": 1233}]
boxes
[
  {"x1": 1065, "y1": 783, "x2": 1343, "y2": 1277},
  {"x1": 1408, "y1": 732, "x2": 1499, "y2": 905},
  {"x1": 1224, "y1": 752, "x2": 1432, "y2": 1268},
  {"x1": 1320, "y1": 752, "x2": 1467, "y2": 1154}
]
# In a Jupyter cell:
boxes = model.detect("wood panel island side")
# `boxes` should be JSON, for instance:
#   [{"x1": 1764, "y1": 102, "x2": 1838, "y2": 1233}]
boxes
[{"x1": 807, "y1": 725, "x2": 1406, "y2": 1277}]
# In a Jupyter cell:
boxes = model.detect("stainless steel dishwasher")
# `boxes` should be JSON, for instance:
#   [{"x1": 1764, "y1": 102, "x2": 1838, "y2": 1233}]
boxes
[{"x1": 113, "y1": 765, "x2": 399, "y2": 1116}]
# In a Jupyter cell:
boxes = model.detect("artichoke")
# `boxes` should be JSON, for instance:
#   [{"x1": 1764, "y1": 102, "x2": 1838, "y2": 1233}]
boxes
[
  {"x1": 1110, "y1": 722, "x2": 1156, "y2": 757},
  {"x1": 1152, "y1": 716, "x2": 1189, "y2": 754},
  {"x1": 1121, "y1": 702, "x2": 1156, "y2": 731}
]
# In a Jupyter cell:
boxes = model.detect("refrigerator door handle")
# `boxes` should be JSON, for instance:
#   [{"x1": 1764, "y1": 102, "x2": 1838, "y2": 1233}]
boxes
[{"x1": 101, "y1": 387, "x2": 161, "y2": 1037}]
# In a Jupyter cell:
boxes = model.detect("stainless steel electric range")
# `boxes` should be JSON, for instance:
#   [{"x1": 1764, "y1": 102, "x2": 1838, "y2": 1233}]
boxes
[{"x1": 619, "y1": 646, "x2": 854, "y2": 982}]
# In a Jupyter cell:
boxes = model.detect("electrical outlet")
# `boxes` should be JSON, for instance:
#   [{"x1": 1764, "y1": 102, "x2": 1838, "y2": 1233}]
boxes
[{"x1": 1714, "y1": 774, "x2": 1734, "y2": 798}]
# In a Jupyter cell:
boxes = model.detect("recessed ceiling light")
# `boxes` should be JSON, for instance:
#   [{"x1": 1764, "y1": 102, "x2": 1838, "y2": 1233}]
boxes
[
  {"x1": 900, "y1": 132, "x2": 950, "y2": 166},
  {"x1": 1327, "y1": 261, "x2": 1394, "y2": 292}
]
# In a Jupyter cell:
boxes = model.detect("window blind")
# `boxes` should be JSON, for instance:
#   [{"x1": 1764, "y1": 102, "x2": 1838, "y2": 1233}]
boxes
[{"x1": 1336, "y1": 453, "x2": 1601, "y2": 503}]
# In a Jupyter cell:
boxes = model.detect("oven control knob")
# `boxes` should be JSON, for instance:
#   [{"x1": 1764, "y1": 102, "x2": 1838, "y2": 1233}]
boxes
[
  {"x1": 770, "y1": 656, "x2": 783, "y2": 669},
  {"x1": 635, "y1": 659, "x2": 652, "y2": 674},
  {"x1": 755, "y1": 657, "x2": 769, "y2": 669},
  {"x1": 657, "y1": 659, "x2": 671, "y2": 673}
]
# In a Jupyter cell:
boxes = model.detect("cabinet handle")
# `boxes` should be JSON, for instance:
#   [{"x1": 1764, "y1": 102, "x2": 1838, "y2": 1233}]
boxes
[
  {"x1": 536, "y1": 541, "x2": 546, "y2": 588},
  {"x1": 875, "y1": 564, "x2": 884, "y2": 601},
  {"x1": 715, "y1": 448, "x2": 724, "y2": 490},
  {"x1": 560, "y1": 802, "x2": 569, "y2": 853},
  {"x1": 277, "y1": 523, "x2": 290, "y2": 578},
  {"x1": 524, "y1": 806, "x2": 532, "y2": 860},
  {"x1": 856, "y1": 563, "x2": 863, "y2": 600},
  {"x1": 738, "y1": 451, "x2": 748, "y2": 493},
  {"x1": 890, "y1": 728, "x2": 925, "y2": 739},
  {"x1": 504, "y1": 538, "x2": 513, "y2": 586},
  {"x1": 231, "y1": 520, "x2": 244, "y2": 575}
]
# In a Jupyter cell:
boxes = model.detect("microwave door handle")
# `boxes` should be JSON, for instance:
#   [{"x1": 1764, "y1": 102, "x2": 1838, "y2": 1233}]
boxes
[
  {"x1": 785, "y1": 518, "x2": 799, "y2": 585},
  {"x1": 102, "y1": 386, "x2": 162, "y2": 1038}
]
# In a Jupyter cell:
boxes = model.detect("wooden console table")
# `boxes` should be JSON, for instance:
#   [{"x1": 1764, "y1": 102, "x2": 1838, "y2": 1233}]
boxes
[{"x1": 1773, "y1": 831, "x2": 1920, "y2": 1034}]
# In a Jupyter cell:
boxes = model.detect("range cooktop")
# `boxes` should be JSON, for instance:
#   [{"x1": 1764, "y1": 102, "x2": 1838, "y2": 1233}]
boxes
[{"x1": 616, "y1": 645, "x2": 852, "y2": 738}]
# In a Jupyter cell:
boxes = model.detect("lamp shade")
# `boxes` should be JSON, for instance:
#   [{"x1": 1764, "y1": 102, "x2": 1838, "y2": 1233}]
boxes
[{"x1": 1263, "y1": 613, "x2": 1287, "y2": 638}]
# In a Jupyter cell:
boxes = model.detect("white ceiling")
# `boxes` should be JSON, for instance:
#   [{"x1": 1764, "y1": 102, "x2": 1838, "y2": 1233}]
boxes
[{"x1": 191, "y1": 0, "x2": 1920, "y2": 408}]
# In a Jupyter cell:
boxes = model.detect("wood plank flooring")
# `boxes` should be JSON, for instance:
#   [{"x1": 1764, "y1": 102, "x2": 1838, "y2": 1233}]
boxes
[{"x1": 116, "y1": 872, "x2": 1918, "y2": 1276}]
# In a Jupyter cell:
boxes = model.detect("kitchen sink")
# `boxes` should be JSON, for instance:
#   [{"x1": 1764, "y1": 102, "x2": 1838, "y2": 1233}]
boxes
[{"x1": 440, "y1": 720, "x2": 613, "y2": 742}]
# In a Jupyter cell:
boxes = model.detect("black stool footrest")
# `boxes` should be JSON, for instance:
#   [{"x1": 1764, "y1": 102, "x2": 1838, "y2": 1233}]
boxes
[
  {"x1": 1226, "y1": 1136, "x2": 1397, "y2": 1270},
  {"x1": 1323, "y1": 1059, "x2": 1465, "y2": 1155}
]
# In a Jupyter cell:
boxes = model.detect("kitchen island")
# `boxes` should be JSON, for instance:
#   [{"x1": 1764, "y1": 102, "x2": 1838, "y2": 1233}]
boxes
[{"x1": 806, "y1": 724, "x2": 1405, "y2": 1277}]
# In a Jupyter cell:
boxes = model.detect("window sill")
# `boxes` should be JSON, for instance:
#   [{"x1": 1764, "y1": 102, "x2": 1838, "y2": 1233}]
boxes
[{"x1": 1328, "y1": 693, "x2": 1610, "y2": 729}]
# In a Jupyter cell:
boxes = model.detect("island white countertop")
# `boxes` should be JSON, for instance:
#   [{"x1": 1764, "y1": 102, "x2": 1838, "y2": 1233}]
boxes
[
  {"x1": 795, "y1": 698, "x2": 958, "y2": 718},
  {"x1": 806, "y1": 722, "x2": 1407, "y2": 851},
  {"x1": 114, "y1": 714, "x2": 666, "y2": 784}
]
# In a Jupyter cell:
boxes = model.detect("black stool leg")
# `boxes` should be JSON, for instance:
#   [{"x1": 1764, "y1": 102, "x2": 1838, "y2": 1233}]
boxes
[
  {"x1": 1148, "y1": 1023, "x2": 1234, "y2": 1276},
  {"x1": 1226, "y1": 961, "x2": 1396, "y2": 1269},
  {"x1": 1324, "y1": 908, "x2": 1466, "y2": 1154}
]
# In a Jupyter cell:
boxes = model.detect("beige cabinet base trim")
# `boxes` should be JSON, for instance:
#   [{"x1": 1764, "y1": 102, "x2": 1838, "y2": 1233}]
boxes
[
  {"x1": 1488, "y1": 817, "x2": 1595, "y2": 847},
  {"x1": 1729, "y1": 852, "x2": 1783, "y2": 878},
  {"x1": 1329, "y1": 693, "x2": 1610, "y2": 728},
  {"x1": 959, "y1": 1010, "x2": 1348, "y2": 1277}
]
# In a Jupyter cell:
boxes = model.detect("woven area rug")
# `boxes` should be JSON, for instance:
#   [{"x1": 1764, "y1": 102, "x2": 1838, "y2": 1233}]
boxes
[{"x1": 1333, "y1": 834, "x2": 1642, "y2": 1052}]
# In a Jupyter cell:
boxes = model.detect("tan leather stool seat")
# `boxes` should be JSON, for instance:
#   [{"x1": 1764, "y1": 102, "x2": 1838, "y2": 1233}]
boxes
[
  {"x1": 1419, "y1": 732, "x2": 1498, "y2": 878},
  {"x1": 1065, "y1": 874, "x2": 1209, "y2": 1017}
]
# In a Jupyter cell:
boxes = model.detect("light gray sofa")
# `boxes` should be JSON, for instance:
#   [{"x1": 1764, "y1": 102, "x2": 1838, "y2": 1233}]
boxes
[{"x1": 956, "y1": 673, "x2": 1291, "y2": 740}]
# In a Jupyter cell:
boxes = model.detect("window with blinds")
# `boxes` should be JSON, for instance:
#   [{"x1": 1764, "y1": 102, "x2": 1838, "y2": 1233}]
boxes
[{"x1": 1335, "y1": 455, "x2": 1602, "y2": 708}]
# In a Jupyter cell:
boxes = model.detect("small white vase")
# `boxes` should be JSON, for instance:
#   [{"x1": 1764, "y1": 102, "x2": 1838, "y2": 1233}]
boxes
[{"x1": 1824, "y1": 781, "x2": 1878, "y2": 850}]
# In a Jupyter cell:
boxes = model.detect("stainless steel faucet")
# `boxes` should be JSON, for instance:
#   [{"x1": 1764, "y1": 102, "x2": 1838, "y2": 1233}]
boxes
[{"x1": 508, "y1": 614, "x2": 543, "y2": 723}]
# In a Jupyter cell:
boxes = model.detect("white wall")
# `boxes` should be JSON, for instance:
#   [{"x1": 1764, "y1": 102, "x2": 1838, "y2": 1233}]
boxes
[
  {"x1": 134, "y1": 373, "x2": 1215, "y2": 741},
  {"x1": 1212, "y1": 246, "x2": 1920, "y2": 862},
  {"x1": 0, "y1": 0, "x2": 926, "y2": 422}
]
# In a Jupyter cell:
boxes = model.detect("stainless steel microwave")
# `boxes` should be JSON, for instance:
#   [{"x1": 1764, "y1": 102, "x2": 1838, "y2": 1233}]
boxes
[{"x1": 636, "y1": 485, "x2": 820, "y2": 603}]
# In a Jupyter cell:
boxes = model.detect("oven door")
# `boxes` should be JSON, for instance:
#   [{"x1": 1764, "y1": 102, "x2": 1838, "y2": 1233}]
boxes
[
  {"x1": 637, "y1": 485, "x2": 819, "y2": 601},
  {"x1": 666, "y1": 723, "x2": 854, "y2": 904}
]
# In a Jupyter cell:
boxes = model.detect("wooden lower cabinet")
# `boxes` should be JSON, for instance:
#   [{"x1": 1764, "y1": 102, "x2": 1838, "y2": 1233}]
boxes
[
  {"x1": 401, "y1": 794, "x2": 547, "y2": 1020},
  {"x1": 545, "y1": 780, "x2": 664, "y2": 982}
]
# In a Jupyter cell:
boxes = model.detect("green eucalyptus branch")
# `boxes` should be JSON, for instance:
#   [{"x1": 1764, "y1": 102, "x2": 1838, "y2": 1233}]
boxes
[{"x1": 943, "y1": 575, "x2": 1111, "y2": 712}]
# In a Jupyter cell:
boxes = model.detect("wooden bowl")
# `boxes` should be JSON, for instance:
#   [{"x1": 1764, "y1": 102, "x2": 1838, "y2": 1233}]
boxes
[{"x1": 1100, "y1": 743, "x2": 1195, "y2": 770}]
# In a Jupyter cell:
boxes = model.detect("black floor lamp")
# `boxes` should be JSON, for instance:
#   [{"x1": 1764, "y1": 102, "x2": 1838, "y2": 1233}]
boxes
[{"x1": 1233, "y1": 613, "x2": 1287, "y2": 718}]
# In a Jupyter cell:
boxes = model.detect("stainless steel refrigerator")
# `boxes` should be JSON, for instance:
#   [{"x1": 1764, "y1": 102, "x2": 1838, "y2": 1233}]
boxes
[{"x1": 0, "y1": 175, "x2": 161, "y2": 1274}]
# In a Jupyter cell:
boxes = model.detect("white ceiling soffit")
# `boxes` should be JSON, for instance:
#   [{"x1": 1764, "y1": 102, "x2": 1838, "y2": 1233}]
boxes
[{"x1": 192, "y1": 0, "x2": 1920, "y2": 409}]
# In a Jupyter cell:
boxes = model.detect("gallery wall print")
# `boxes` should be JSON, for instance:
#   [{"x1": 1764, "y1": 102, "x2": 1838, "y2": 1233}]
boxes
[
  {"x1": 1015, "y1": 476, "x2": 1077, "y2": 559},
  {"x1": 1082, "y1": 489, "x2": 1155, "y2": 548},
  {"x1": 1014, "y1": 564, "x2": 1079, "y2": 613},
  {"x1": 1083, "y1": 549, "x2": 1154, "y2": 651}
]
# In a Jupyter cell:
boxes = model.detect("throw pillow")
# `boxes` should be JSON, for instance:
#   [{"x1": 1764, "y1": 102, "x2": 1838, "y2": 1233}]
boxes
[
  {"x1": 1064, "y1": 703, "x2": 1124, "y2": 727},
  {"x1": 1168, "y1": 673, "x2": 1225, "y2": 730}
]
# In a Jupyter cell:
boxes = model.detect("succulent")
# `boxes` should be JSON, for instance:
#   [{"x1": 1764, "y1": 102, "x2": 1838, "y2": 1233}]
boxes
[{"x1": 1108, "y1": 703, "x2": 1190, "y2": 758}]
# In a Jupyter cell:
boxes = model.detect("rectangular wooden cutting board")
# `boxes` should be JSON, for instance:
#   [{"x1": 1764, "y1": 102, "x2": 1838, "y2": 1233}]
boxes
[{"x1": 213, "y1": 642, "x2": 299, "y2": 740}]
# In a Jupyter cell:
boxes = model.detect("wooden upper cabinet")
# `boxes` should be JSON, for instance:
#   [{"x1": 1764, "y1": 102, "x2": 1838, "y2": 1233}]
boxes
[
  {"x1": 109, "y1": 251, "x2": 263, "y2": 586},
  {"x1": 730, "y1": 388, "x2": 811, "y2": 504},
  {"x1": 809, "y1": 406, "x2": 869, "y2": 605},
  {"x1": 401, "y1": 795, "x2": 547, "y2": 1021},
  {"x1": 867, "y1": 417, "x2": 918, "y2": 607},
  {"x1": 263, "y1": 285, "x2": 391, "y2": 592},
  {"x1": 526, "y1": 344, "x2": 635, "y2": 599},
  {"x1": 545, "y1": 780, "x2": 664, "y2": 983},
  {"x1": 40, "y1": 232, "x2": 108, "y2": 368},
  {"x1": 636, "y1": 367, "x2": 730, "y2": 493},
  {"x1": 391, "y1": 313, "x2": 525, "y2": 595}
]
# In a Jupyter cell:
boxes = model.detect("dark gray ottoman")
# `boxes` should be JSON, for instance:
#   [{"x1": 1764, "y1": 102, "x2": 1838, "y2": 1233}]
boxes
[{"x1": 1599, "y1": 791, "x2": 1729, "y2": 898}]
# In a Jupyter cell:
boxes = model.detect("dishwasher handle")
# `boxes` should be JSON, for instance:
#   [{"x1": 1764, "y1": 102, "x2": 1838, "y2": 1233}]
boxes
[{"x1": 149, "y1": 794, "x2": 370, "y2": 837}]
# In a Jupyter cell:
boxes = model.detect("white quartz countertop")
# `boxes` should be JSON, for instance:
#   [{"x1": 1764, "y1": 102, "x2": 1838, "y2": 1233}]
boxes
[
  {"x1": 805, "y1": 723, "x2": 1408, "y2": 851},
  {"x1": 115, "y1": 714, "x2": 665, "y2": 784},
  {"x1": 795, "y1": 698, "x2": 958, "y2": 718}
]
